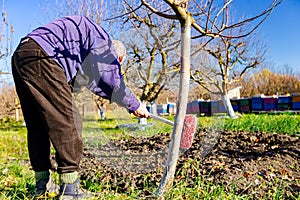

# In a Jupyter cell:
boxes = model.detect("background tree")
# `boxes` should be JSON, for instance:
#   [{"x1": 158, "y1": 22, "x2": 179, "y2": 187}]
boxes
[
  {"x1": 0, "y1": 0, "x2": 14, "y2": 84},
  {"x1": 120, "y1": 4, "x2": 181, "y2": 103},
  {"x1": 190, "y1": 33, "x2": 266, "y2": 118},
  {"x1": 42, "y1": 0, "x2": 182, "y2": 118},
  {"x1": 131, "y1": 0, "x2": 282, "y2": 197},
  {"x1": 241, "y1": 68, "x2": 300, "y2": 96},
  {"x1": 0, "y1": 84, "x2": 19, "y2": 120},
  {"x1": 94, "y1": 95, "x2": 109, "y2": 120},
  {"x1": 0, "y1": 1, "x2": 17, "y2": 121},
  {"x1": 40, "y1": 0, "x2": 283, "y2": 197},
  {"x1": 42, "y1": 0, "x2": 183, "y2": 117}
]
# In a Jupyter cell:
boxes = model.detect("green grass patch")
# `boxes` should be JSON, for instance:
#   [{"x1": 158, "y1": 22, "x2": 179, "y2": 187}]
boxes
[
  {"x1": 224, "y1": 114, "x2": 300, "y2": 135},
  {"x1": 196, "y1": 113, "x2": 300, "y2": 135},
  {"x1": 0, "y1": 113, "x2": 299, "y2": 199},
  {"x1": 0, "y1": 126, "x2": 35, "y2": 200}
]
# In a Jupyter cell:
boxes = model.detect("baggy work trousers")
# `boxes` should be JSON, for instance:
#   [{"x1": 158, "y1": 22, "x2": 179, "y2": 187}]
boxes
[{"x1": 11, "y1": 38, "x2": 83, "y2": 174}]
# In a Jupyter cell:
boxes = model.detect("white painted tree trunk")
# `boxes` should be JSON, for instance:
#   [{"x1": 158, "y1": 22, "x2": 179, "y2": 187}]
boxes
[
  {"x1": 15, "y1": 108, "x2": 19, "y2": 121},
  {"x1": 221, "y1": 93, "x2": 237, "y2": 118},
  {"x1": 138, "y1": 101, "x2": 147, "y2": 125},
  {"x1": 98, "y1": 106, "x2": 105, "y2": 120},
  {"x1": 151, "y1": 102, "x2": 157, "y2": 115},
  {"x1": 156, "y1": 14, "x2": 192, "y2": 198}
]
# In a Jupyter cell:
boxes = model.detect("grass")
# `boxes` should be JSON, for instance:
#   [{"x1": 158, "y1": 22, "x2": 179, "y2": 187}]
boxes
[
  {"x1": 197, "y1": 113, "x2": 300, "y2": 135},
  {"x1": 0, "y1": 113, "x2": 299, "y2": 199},
  {"x1": 0, "y1": 124, "x2": 34, "y2": 200}
]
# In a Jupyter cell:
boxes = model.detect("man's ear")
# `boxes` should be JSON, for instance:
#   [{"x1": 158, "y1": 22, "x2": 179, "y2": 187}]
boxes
[{"x1": 118, "y1": 54, "x2": 126, "y2": 65}]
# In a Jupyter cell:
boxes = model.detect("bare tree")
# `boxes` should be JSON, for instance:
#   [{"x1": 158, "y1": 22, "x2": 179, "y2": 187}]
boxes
[
  {"x1": 41, "y1": 0, "x2": 181, "y2": 118},
  {"x1": 42, "y1": 0, "x2": 106, "y2": 23},
  {"x1": 0, "y1": 1, "x2": 13, "y2": 84},
  {"x1": 0, "y1": 1, "x2": 15, "y2": 118},
  {"x1": 40, "y1": 0, "x2": 282, "y2": 196},
  {"x1": 119, "y1": 4, "x2": 182, "y2": 103},
  {"x1": 0, "y1": 84, "x2": 19, "y2": 120},
  {"x1": 128, "y1": 0, "x2": 282, "y2": 197},
  {"x1": 191, "y1": 33, "x2": 266, "y2": 118},
  {"x1": 94, "y1": 94, "x2": 109, "y2": 120}
]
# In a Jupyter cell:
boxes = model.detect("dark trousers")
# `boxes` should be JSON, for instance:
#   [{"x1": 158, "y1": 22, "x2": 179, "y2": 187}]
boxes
[{"x1": 11, "y1": 38, "x2": 83, "y2": 174}]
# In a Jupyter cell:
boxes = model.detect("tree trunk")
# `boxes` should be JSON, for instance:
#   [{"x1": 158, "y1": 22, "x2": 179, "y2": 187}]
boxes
[
  {"x1": 98, "y1": 106, "x2": 105, "y2": 120},
  {"x1": 221, "y1": 93, "x2": 237, "y2": 119},
  {"x1": 151, "y1": 101, "x2": 157, "y2": 115},
  {"x1": 156, "y1": 14, "x2": 192, "y2": 198},
  {"x1": 138, "y1": 101, "x2": 147, "y2": 124},
  {"x1": 82, "y1": 105, "x2": 86, "y2": 118}
]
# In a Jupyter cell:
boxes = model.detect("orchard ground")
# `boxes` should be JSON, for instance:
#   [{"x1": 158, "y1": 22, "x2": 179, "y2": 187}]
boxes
[{"x1": 0, "y1": 113, "x2": 299, "y2": 199}]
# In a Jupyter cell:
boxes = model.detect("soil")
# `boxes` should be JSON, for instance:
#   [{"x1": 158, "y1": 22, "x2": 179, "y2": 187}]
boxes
[{"x1": 79, "y1": 128, "x2": 300, "y2": 199}]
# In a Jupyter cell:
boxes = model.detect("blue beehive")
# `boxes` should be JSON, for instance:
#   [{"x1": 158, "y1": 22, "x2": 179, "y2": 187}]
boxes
[
  {"x1": 218, "y1": 100, "x2": 226, "y2": 113},
  {"x1": 157, "y1": 104, "x2": 168, "y2": 115},
  {"x1": 252, "y1": 97, "x2": 264, "y2": 111},
  {"x1": 146, "y1": 105, "x2": 152, "y2": 113},
  {"x1": 278, "y1": 96, "x2": 291, "y2": 104},
  {"x1": 292, "y1": 102, "x2": 300, "y2": 110},
  {"x1": 277, "y1": 96, "x2": 291, "y2": 111},
  {"x1": 167, "y1": 103, "x2": 176, "y2": 115},
  {"x1": 263, "y1": 96, "x2": 278, "y2": 111},
  {"x1": 191, "y1": 100, "x2": 200, "y2": 114},
  {"x1": 292, "y1": 94, "x2": 300, "y2": 110},
  {"x1": 239, "y1": 98, "x2": 252, "y2": 113},
  {"x1": 230, "y1": 99, "x2": 240, "y2": 112},
  {"x1": 211, "y1": 100, "x2": 219, "y2": 114},
  {"x1": 186, "y1": 102, "x2": 192, "y2": 114},
  {"x1": 200, "y1": 100, "x2": 211, "y2": 116}
]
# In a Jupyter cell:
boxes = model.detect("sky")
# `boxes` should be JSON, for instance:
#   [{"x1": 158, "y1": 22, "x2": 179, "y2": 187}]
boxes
[{"x1": 2, "y1": 0, "x2": 300, "y2": 74}]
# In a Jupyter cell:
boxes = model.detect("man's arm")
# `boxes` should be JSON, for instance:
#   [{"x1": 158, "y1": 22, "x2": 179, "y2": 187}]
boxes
[{"x1": 84, "y1": 39, "x2": 148, "y2": 117}]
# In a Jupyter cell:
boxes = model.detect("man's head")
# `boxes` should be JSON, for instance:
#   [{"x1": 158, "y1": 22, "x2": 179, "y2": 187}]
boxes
[{"x1": 112, "y1": 40, "x2": 126, "y2": 65}]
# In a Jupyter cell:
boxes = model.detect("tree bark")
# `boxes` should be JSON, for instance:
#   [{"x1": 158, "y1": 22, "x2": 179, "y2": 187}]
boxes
[
  {"x1": 221, "y1": 93, "x2": 237, "y2": 118},
  {"x1": 156, "y1": 13, "x2": 192, "y2": 198}
]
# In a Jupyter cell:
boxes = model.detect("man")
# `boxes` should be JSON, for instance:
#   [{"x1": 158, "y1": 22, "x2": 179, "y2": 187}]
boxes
[{"x1": 12, "y1": 15, "x2": 149, "y2": 199}]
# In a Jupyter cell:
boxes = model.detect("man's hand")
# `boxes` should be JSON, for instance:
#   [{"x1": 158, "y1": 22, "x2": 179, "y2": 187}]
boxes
[{"x1": 133, "y1": 103, "x2": 150, "y2": 118}]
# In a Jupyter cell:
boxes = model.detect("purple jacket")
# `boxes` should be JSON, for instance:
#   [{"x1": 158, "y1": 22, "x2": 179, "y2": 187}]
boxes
[{"x1": 27, "y1": 16, "x2": 139, "y2": 113}]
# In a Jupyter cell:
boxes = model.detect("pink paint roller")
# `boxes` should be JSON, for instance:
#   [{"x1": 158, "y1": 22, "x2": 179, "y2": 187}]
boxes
[{"x1": 149, "y1": 113, "x2": 197, "y2": 149}]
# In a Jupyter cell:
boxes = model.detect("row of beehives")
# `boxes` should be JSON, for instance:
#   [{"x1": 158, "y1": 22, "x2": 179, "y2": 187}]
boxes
[{"x1": 147, "y1": 93, "x2": 300, "y2": 116}]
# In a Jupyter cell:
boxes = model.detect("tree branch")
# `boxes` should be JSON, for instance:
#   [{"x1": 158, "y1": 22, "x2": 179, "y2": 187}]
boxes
[{"x1": 140, "y1": 0, "x2": 179, "y2": 19}]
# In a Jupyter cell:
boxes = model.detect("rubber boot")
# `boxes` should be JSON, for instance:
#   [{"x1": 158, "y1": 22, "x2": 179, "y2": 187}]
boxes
[{"x1": 59, "y1": 179, "x2": 97, "y2": 200}]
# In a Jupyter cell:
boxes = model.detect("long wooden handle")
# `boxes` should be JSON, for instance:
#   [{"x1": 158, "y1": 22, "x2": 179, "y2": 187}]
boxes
[{"x1": 149, "y1": 113, "x2": 174, "y2": 126}]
